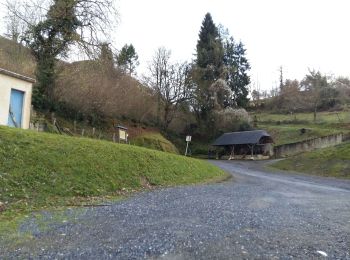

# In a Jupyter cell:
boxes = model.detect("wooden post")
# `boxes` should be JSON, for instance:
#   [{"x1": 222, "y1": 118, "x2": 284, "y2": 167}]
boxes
[
  {"x1": 336, "y1": 113, "x2": 341, "y2": 122},
  {"x1": 229, "y1": 145, "x2": 235, "y2": 160},
  {"x1": 185, "y1": 141, "x2": 189, "y2": 156},
  {"x1": 113, "y1": 133, "x2": 116, "y2": 143},
  {"x1": 74, "y1": 121, "x2": 77, "y2": 133},
  {"x1": 92, "y1": 127, "x2": 96, "y2": 137},
  {"x1": 81, "y1": 129, "x2": 85, "y2": 136}
]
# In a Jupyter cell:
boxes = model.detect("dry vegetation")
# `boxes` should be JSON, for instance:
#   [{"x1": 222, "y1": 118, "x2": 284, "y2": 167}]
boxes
[
  {"x1": 54, "y1": 61, "x2": 158, "y2": 125},
  {"x1": 0, "y1": 36, "x2": 35, "y2": 77}
]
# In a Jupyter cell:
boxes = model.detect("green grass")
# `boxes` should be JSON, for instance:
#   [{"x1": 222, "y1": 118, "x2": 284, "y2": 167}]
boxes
[
  {"x1": 261, "y1": 124, "x2": 344, "y2": 145},
  {"x1": 131, "y1": 132, "x2": 179, "y2": 154},
  {"x1": 271, "y1": 142, "x2": 350, "y2": 178},
  {"x1": 0, "y1": 126, "x2": 227, "y2": 219},
  {"x1": 254, "y1": 111, "x2": 350, "y2": 125},
  {"x1": 251, "y1": 111, "x2": 349, "y2": 146}
]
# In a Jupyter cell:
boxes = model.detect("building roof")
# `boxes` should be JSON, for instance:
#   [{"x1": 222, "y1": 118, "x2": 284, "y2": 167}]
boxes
[
  {"x1": 0, "y1": 68, "x2": 35, "y2": 83},
  {"x1": 212, "y1": 130, "x2": 273, "y2": 146},
  {"x1": 115, "y1": 125, "x2": 128, "y2": 130}
]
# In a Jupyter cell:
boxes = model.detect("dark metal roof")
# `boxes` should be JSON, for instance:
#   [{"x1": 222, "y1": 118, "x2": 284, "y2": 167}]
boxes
[
  {"x1": 115, "y1": 125, "x2": 128, "y2": 130},
  {"x1": 0, "y1": 68, "x2": 35, "y2": 83},
  {"x1": 212, "y1": 130, "x2": 272, "y2": 146}
]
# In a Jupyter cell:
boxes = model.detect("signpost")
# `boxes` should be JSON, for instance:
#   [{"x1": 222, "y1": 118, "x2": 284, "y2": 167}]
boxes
[
  {"x1": 115, "y1": 125, "x2": 128, "y2": 143},
  {"x1": 185, "y1": 135, "x2": 192, "y2": 156}
]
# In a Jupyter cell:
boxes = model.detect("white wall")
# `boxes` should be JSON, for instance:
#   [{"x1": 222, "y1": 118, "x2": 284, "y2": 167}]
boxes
[{"x1": 0, "y1": 73, "x2": 33, "y2": 129}]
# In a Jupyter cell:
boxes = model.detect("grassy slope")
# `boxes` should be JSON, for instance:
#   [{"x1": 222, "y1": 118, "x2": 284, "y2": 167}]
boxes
[
  {"x1": 34, "y1": 114, "x2": 180, "y2": 154},
  {"x1": 255, "y1": 111, "x2": 350, "y2": 124},
  {"x1": 131, "y1": 132, "x2": 179, "y2": 154},
  {"x1": 0, "y1": 126, "x2": 227, "y2": 217},
  {"x1": 252, "y1": 111, "x2": 350, "y2": 145},
  {"x1": 271, "y1": 142, "x2": 350, "y2": 178},
  {"x1": 261, "y1": 124, "x2": 343, "y2": 145}
]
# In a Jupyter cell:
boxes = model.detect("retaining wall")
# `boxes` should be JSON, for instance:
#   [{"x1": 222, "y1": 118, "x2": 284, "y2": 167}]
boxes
[{"x1": 274, "y1": 133, "x2": 343, "y2": 158}]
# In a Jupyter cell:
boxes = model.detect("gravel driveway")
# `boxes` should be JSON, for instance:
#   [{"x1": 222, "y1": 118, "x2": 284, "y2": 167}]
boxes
[{"x1": 1, "y1": 160, "x2": 350, "y2": 259}]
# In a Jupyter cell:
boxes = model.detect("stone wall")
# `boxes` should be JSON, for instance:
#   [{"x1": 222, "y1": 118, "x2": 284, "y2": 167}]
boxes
[{"x1": 274, "y1": 134, "x2": 343, "y2": 158}]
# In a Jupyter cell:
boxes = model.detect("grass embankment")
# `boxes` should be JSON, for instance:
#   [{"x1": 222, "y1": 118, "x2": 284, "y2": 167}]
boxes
[
  {"x1": 271, "y1": 142, "x2": 350, "y2": 178},
  {"x1": 255, "y1": 111, "x2": 350, "y2": 125},
  {"x1": 0, "y1": 126, "x2": 227, "y2": 219},
  {"x1": 131, "y1": 132, "x2": 179, "y2": 154},
  {"x1": 261, "y1": 124, "x2": 343, "y2": 146},
  {"x1": 252, "y1": 111, "x2": 349, "y2": 145},
  {"x1": 35, "y1": 115, "x2": 180, "y2": 154}
]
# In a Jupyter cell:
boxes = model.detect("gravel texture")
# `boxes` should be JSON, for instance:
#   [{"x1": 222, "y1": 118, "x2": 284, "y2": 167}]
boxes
[{"x1": 1, "y1": 160, "x2": 350, "y2": 259}]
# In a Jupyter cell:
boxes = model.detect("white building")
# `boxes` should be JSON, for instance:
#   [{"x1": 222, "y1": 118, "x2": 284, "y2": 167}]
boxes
[{"x1": 0, "y1": 68, "x2": 35, "y2": 129}]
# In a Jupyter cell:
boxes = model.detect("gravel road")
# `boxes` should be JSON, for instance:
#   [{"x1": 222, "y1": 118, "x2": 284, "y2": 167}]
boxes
[{"x1": 1, "y1": 160, "x2": 350, "y2": 259}]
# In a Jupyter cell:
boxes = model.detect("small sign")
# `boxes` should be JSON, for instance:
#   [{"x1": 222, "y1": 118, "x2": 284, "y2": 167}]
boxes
[
  {"x1": 186, "y1": 136, "x2": 192, "y2": 142},
  {"x1": 119, "y1": 129, "x2": 127, "y2": 141}
]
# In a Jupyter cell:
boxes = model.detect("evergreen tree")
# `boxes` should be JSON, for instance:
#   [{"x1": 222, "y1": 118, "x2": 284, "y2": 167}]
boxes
[
  {"x1": 24, "y1": 0, "x2": 81, "y2": 109},
  {"x1": 196, "y1": 13, "x2": 224, "y2": 80},
  {"x1": 223, "y1": 37, "x2": 251, "y2": 107},
  {"x1": 193, "y1": 13, "x2": 224, "y2": 122},
  {"x1": 100, "y1": 43, "x2": 114, "y2": 64},
  {"x1": 117, "y1": 44, "x2": 139, "y2": 75}
]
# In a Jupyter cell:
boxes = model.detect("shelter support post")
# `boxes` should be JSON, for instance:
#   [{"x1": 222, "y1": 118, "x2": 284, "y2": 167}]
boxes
[{"x1": 229, "y1": 145, "x2": 235, "y2": 160}]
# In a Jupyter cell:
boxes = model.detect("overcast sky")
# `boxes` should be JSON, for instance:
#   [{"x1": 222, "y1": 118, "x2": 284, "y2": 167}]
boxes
[
  {"x1": 113, "y1": 0, "x2": 350, "y2": 90},
  {"x1": 1, "y1": 0, "x2": 350, "y2": 91}
]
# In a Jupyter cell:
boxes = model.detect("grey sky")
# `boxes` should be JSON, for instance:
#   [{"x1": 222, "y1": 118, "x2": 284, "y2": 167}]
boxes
[
  {"x1": 1, "y1": 0, "x2": 350, "y2": 91},
  {"x1": 114, "y1": 0, "x2": 350, "y2": 90}
]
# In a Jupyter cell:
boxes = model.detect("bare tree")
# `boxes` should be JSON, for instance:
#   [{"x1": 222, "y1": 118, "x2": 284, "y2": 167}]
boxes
[
  {"x1": 147, "y1": 47, "x2": 192, "y2": 130},
  {"x1": 301, "y1": 70, "x2": 329, "y2": 121},
  {"x1": 3, "y1": 0, "x2": 47, "y2": 42}
]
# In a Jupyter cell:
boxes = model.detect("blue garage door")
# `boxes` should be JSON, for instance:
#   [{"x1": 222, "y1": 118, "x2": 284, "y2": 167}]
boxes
[{"x1": 8, "y1": 89, "x2": 24, "y2": 128}]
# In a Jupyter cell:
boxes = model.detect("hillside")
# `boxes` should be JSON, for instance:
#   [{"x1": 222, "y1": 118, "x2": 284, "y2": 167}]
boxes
[
  {"x1": 0, "y1": 36, "x2": 35, "y2": 77},
  {"x1": 253, "y1": 111, "x2": 350, "y2": 145},
  {"x1": 0, "y1": 126, "x2": 227, "y2": 217},
  {"x1": 131, "y1": 132, "x2": 179, "y2": 154},
  {"x1": 271, "y1": 142, "x2": 350, "y2": 178}
]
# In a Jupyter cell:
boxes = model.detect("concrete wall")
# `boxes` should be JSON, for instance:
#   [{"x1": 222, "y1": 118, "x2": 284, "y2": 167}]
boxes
[
  {"x1": 274, "y1": 134, "x2": 343, "y2": 158},
  {"x1": 0, "y1": 73, "x2": 33, "y2": 129}
]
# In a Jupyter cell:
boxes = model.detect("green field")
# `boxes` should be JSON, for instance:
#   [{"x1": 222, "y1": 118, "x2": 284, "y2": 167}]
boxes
[
  {"x1": 0, "y1": 126, "x2": 227, "y2": 219},
  {"x1": 261, "y1": 124, "x2": 344, "y2": 145},
  {"x1": 251, "y1": 111, "x2": 350, "y2": 146},
  {"x1": 271, "y1": 142, "x2": 350, "y2": 178},
  {"x1": 254, "y1": 111, "x2": 350, "y2": 125}
]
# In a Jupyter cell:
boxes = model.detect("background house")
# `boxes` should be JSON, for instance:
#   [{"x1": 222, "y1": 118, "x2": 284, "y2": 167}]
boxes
[{"x1": 0, "y1": 68, "x2": 35, "y2": 129}]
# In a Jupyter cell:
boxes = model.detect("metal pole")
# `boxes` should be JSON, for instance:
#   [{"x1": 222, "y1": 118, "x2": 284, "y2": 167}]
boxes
[{"x1": 185, "y1": 141, "x2": 189, "y2": 156}]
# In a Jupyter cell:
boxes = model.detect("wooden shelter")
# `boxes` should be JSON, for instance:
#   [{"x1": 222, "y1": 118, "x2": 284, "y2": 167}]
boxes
[{"x1": 212, "y1": 130, "x2": 274, "y2": 160}]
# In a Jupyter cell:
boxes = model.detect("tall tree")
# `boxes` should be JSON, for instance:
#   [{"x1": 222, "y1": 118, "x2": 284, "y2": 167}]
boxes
[
  {"x1": 193, "y1": 13, "x2": 224, "y2": 122},
  {"x1": 222, "y1": 36, "x2": 251, "y2": 107},
  {"x1": 301, "y1": 70, "x2": 332, "y2": 121},
  {"x1": 116, "y1": 44, "x2": 139, "y2": 75},
  {"x1": 24, "y1": 0, "x2": 81, "y2": 108},
  {"x1": 196, "y1": 13, "x2": 223, "y2": 76},
  {"x1": 279, "y1": 66, "x2": 284, "y2": 90},
  {"x1": 147, "y1": 47, "x2": 191, "y2": 130},
  {"x1": 99, "y1": 42, "x2": 114, "y2": 69}
]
